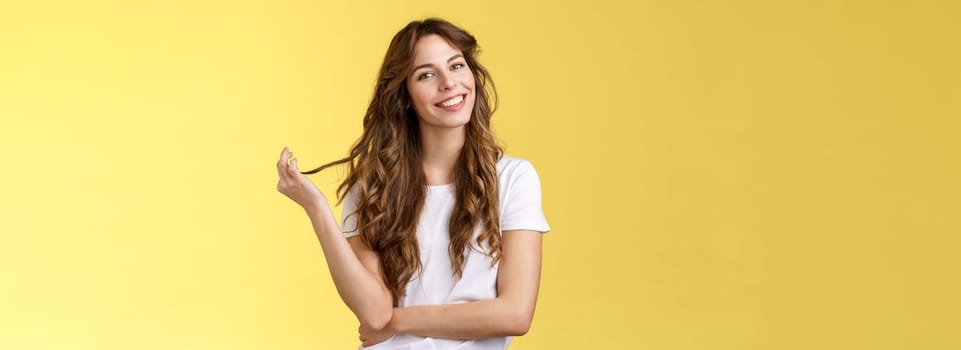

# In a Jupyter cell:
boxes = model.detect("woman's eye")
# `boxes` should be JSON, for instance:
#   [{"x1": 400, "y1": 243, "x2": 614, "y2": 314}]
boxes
[{"x1": 417, "y1": 63, "x2": 464, "y2": 81}]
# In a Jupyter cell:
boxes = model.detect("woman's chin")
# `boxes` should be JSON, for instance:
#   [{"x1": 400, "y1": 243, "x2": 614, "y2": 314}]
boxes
[{"x1": 419, "y1": 113, "x2": 472, "y2": 129}]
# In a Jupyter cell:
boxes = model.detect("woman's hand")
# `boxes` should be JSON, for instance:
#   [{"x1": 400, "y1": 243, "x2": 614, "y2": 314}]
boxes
[
  {"x1": 276, "y1": 146, "x2": 326, "y2": 213},
  {"x1": 359, "y1": 321, "x2": 396, "y2": 348}
]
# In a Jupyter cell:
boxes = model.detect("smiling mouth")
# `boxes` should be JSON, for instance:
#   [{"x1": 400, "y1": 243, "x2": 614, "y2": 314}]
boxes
[{"x1": 434, "y1": 94, "x2": 466, "y2": 108}]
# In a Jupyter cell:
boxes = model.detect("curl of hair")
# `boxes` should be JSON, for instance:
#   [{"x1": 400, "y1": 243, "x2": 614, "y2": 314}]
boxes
[{"x1": 301, "y1": 18, "x2": 503, "y2": 302}]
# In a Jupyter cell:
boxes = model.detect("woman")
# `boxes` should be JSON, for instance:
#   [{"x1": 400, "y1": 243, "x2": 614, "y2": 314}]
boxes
[{"x1": 276, "y1": 18, "x2": 550, "y2": 350}]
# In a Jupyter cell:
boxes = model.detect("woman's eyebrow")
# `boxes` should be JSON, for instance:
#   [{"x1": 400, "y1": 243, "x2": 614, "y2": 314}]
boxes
[{"x1": 411, "y1": 54, "x2": 464, "y2": 74}]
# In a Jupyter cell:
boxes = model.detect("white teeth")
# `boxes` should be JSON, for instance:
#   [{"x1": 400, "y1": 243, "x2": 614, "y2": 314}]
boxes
[{"x1": 438, "y1": 95, "x2": 464, "y2": 108}]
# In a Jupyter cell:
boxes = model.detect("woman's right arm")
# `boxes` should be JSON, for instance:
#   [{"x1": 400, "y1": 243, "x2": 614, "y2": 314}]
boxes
[
  {"x1": 305, "y1": 206, "x2": 393, "y2": 330},
  {"x1": 276, "y1": 147, "x2": 393, "y2": 330}
]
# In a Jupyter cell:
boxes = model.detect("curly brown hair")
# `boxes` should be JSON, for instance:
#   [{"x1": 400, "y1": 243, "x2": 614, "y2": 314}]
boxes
[{"x1": 301, "y1": 18, "x2": 503, "y2": 303}]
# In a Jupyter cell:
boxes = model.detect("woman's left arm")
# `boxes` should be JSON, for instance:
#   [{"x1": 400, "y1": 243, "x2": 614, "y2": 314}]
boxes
[{"x1": 388, "y1": 229, "x2": 544, "y2": 339}]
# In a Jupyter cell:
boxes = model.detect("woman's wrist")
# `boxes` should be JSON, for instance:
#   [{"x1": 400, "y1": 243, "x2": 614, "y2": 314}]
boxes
[
  {"x1": 303, "y1": 201, "x2": 332, "y2": 219},
  {"x1": 388, "y1": 307, "x2": 407, "y2": 334}
]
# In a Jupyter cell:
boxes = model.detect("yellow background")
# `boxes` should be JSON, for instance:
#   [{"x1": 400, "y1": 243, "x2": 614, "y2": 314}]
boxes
[{"x1": 2, "y1": 0, "x2": 958, "y2": 349}]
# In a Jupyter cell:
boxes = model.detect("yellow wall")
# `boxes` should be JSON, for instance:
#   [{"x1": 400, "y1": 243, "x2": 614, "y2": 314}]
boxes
[{"x1": 2, "y1": 1, "x2": 958, "y2": 349}]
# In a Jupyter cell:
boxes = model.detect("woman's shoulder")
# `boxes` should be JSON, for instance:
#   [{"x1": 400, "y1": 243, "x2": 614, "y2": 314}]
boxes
[
  {"x1": 497, "y1": 153, "x2": 529, "y2": 169},
  {"x1": 496, "y1": 153, "x2": 540, "y2": 182}
]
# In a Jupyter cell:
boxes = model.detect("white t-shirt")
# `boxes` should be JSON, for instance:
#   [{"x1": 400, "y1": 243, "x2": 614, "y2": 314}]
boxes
[{"x1": 340, "y1": 154, "x2": 551, "y2": 350}]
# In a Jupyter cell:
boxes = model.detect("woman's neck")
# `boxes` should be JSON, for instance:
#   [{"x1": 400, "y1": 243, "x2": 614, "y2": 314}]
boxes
[{"x1": 419, "y1": 124, "x2": 465, "y2": 186}]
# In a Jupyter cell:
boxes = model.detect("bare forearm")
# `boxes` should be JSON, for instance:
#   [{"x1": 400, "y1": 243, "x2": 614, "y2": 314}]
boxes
[
  {"x1": 305, "y1": 205, "x2": 392, "y2": 328},
  {"x1": 390, "y1": 298, "x2": 532, "y2": 340}
]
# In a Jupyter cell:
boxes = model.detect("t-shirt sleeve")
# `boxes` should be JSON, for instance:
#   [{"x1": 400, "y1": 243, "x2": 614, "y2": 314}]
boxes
[
  {"x1": 500, "y1": 160, "x2": 551, "y2": 234},
  {"x1": 340, "y1": 186, "x2": 361, "y2": 238}
]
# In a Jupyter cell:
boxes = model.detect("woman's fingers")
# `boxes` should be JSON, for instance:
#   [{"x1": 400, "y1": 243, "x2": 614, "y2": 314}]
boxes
[
  {"x1": 277, "y1": 147, "x2": 288, "y2": 182},
  {"x1": 277, "y1": 147, "x2": 289, "y2": 175},
  {"x1": 277, "y1": 147, "x2": 294, "y2": 188},
  {"x1": 289, "y1": 157, "x2": 300, "y2": 176},
  {"x1": 277, "y1": 147, "x2": 307, "y2": 190}
]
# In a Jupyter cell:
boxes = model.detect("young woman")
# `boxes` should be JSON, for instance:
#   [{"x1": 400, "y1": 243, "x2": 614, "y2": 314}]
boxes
[{"x1": 275, "y1": 18, "x2": 550, "y2": 350}]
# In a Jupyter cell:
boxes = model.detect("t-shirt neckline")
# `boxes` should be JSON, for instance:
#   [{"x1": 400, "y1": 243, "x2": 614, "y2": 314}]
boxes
[{"x1": 425, "y1": 183, "x2": 454, "y2": 189}]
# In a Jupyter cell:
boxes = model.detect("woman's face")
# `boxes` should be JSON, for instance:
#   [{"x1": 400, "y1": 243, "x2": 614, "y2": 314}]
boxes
[{"x1": 406, "y1": 34, "x2": 475, "y2": 130}]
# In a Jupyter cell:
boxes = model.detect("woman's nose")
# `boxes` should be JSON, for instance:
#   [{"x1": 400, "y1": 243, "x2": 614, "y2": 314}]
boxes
[{"x1": 439, "y1": 74, "x2": 456, "y2": 91}]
